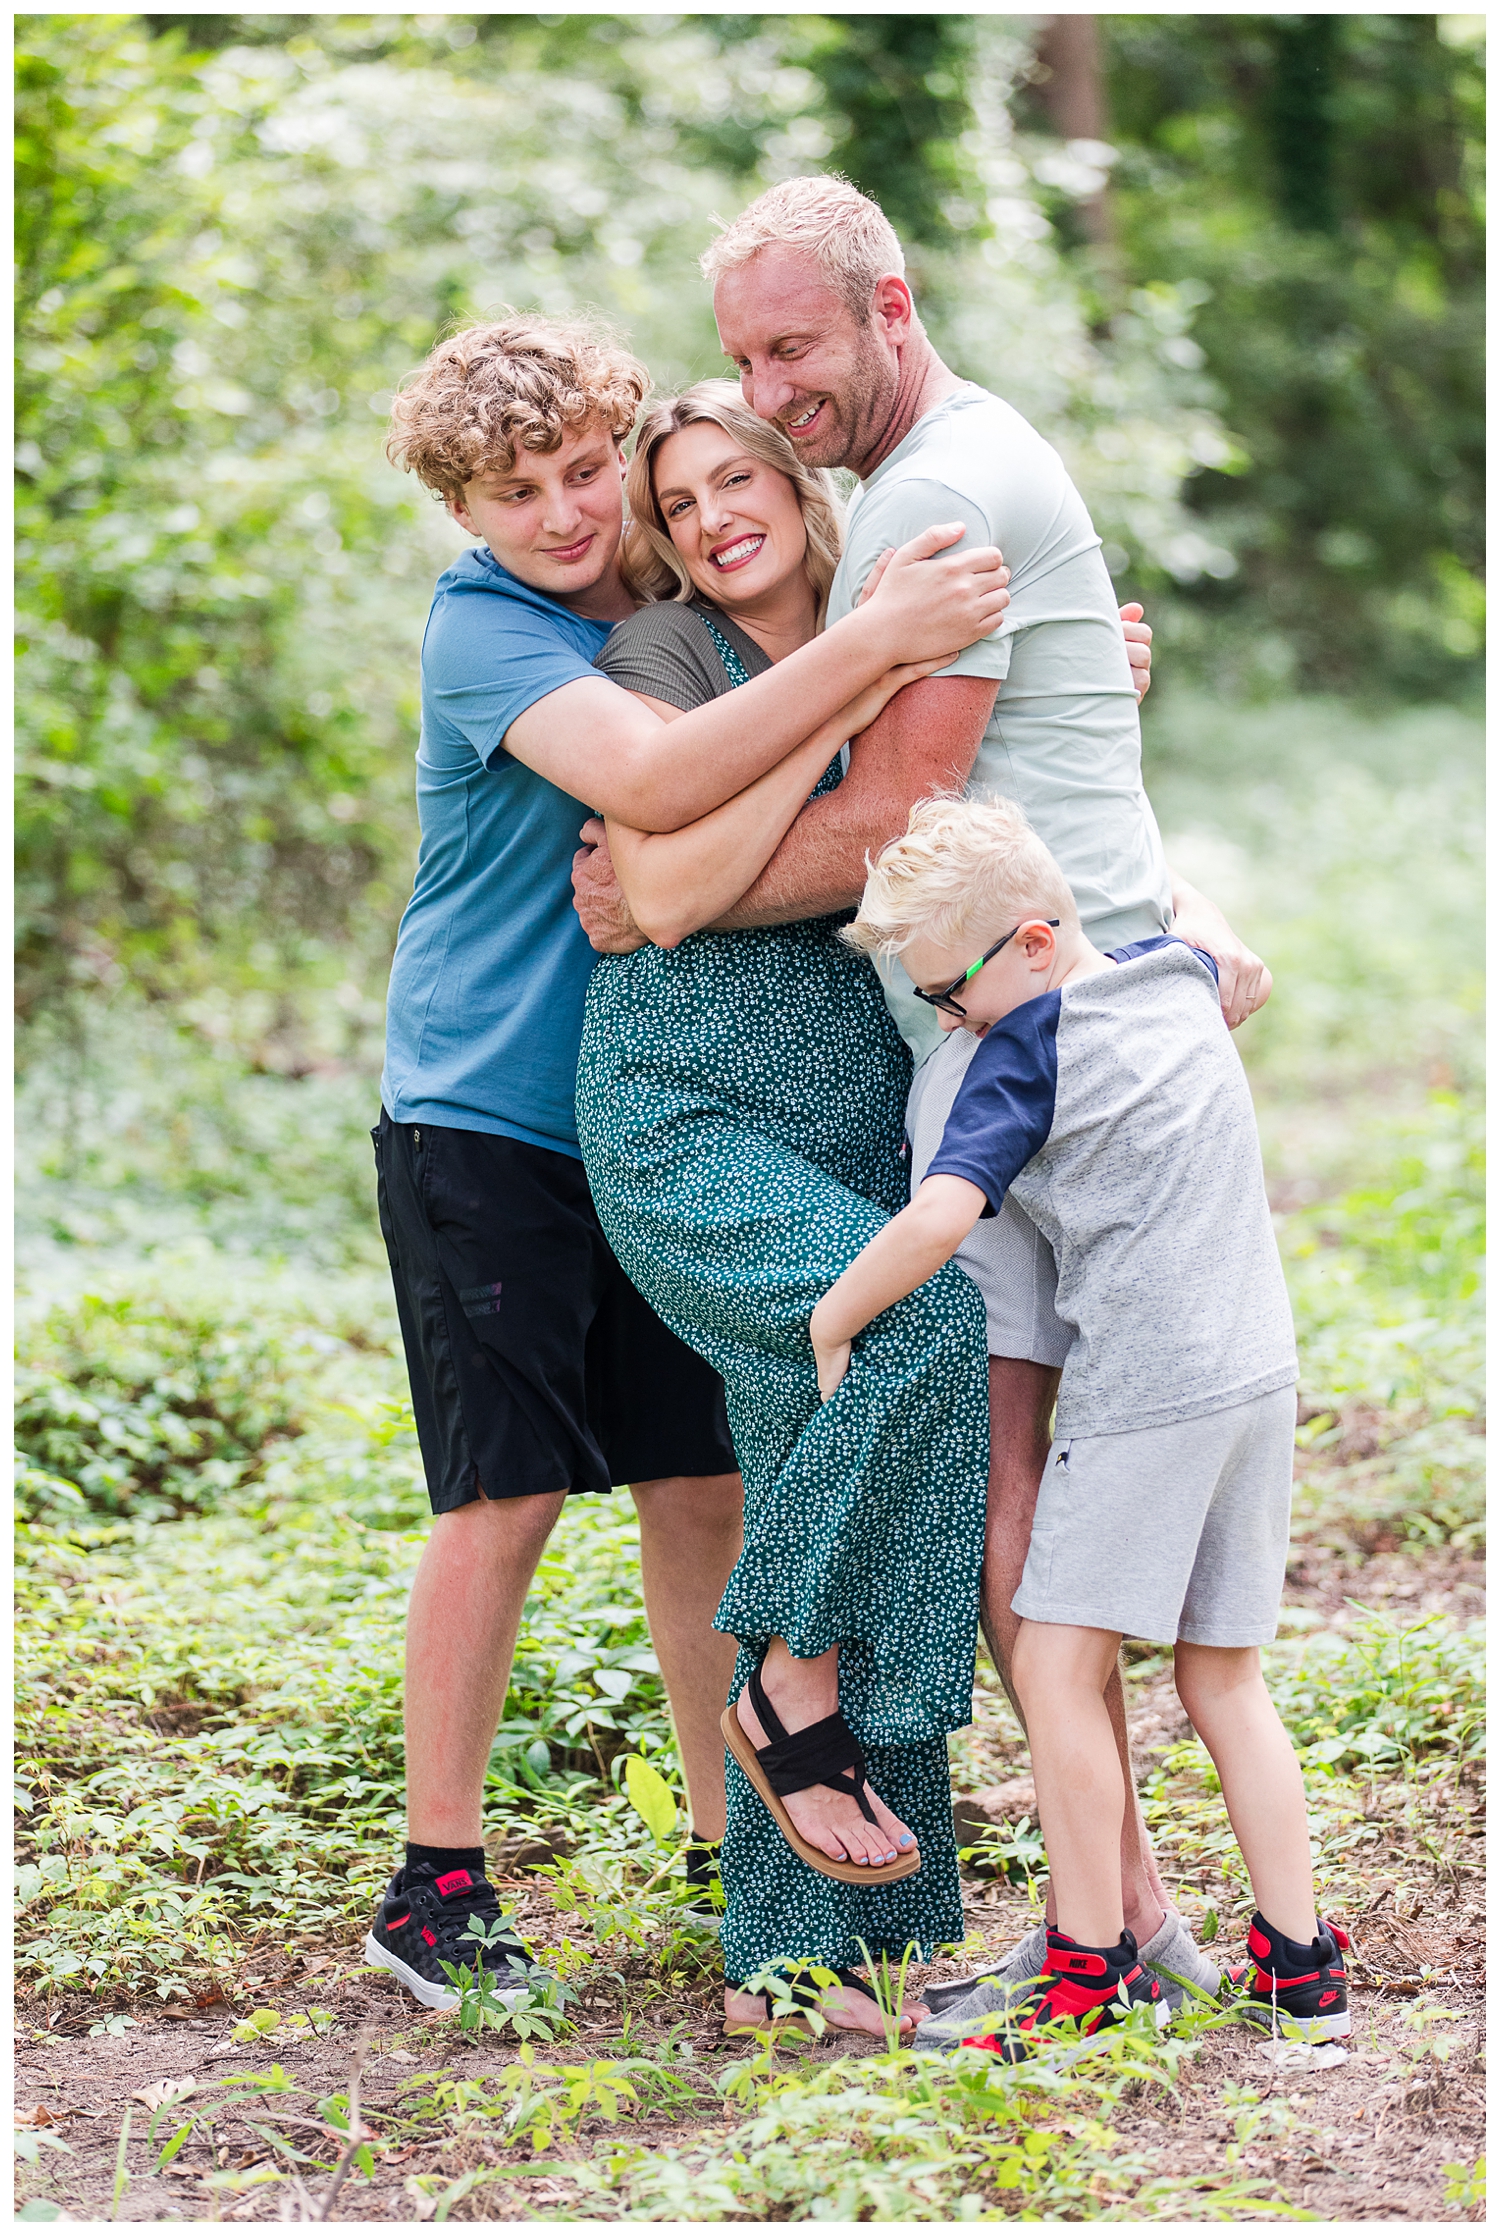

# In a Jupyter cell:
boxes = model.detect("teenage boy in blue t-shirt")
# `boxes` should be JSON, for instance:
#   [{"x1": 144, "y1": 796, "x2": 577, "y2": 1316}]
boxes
[{"x1": 362, "y1": 313, "x2": 1020, "y2": 2011}]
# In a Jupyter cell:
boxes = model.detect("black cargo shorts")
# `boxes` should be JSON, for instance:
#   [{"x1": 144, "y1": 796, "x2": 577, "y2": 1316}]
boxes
[{"x1": 373, "y1": 1110, "x2": 738, "y2": 1513}]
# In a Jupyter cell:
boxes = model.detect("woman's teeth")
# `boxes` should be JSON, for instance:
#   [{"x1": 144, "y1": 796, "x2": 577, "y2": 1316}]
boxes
[{"x1": 711, "y1": 535, "x2": 765, "y2": 568}]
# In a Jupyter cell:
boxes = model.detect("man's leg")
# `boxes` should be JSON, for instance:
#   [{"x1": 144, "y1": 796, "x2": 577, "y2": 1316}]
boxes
[
  {"x1": 630, "y1": 1472, "x2": 743, "y2": 1844},
  {"x1": 404, "y1": 1487, "x2": 568, "y2": 1845},
  {"x1": 982, "y1": 1356, "x2": 1167, "y2": 1945}
]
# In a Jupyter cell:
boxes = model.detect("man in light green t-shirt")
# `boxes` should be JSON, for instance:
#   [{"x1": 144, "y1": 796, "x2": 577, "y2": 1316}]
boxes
[
  {"x1": 698, "y1": 174, "x2": 1271, "y2": 2020},
  {"x1": 822, "y1": 380, "x2": 1174, "y2": 1066}
]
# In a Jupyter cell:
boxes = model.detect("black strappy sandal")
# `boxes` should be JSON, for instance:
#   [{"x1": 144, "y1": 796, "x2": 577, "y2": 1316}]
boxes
[{"x1": 720, "y1": 1659, "x2": 922, "y2": 1886}]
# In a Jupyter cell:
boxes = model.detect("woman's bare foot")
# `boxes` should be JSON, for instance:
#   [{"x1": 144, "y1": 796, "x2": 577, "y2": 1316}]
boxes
[
  {"x1": 724, "y1": 1979, "x2": 930, "y2": 2040},
  {"x1": 737, "y1": 1639, "x2": 917, "y2": 1867}
]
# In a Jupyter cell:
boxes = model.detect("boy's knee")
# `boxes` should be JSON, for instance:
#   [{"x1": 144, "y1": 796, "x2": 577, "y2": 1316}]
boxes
[
  {"x1": 1010, "y1": 1618, "x2": 1047, "y2": 1704},
  {"x1": 436, "y1": 1485, "x2": 565, "y2": 1563},
  {"x1": 1174, "y1": 1640, "x2": 1262, "y2": 1710}
]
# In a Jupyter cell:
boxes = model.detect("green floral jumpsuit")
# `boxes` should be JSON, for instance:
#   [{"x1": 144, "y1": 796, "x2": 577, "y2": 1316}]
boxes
[{"x1": 575, "y1": 602, "x2": 989, "y2": 1983}]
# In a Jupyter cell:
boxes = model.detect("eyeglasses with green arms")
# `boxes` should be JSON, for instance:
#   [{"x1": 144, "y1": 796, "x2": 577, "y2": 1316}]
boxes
[{"x1": 912, "y1": 919, "x2": 1062, "y2": 1021}]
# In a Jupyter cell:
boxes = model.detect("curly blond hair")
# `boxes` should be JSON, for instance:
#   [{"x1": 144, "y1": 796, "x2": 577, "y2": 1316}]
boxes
[
  {"x1": 619, "y1": 380, "x2": 844, "y2": 622},
  {"x1": 386, "y1": 314, "x2": 649, "y2": 500},
  {"x1": 845, "y1": 794, "x2": 1079, "y2": 962}
]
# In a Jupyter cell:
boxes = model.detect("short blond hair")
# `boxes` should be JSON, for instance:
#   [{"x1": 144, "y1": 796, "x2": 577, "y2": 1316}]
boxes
[
  {"x1": 700, "y1": 175, "x2": 906, "y2": 323},
  {"x1": 386, "y1": 314, "x2": 649, "y2": 500},
  {"x1": 620, "y1": 380, "x2": 845, "y2": 622},
  {"x1": 845, "y1": 795, "x2": 1080, "y2": 962}
]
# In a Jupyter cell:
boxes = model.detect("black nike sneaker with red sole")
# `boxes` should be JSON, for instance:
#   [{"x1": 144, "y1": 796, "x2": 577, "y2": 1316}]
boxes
[
  {"x1": 363, "y1": 1862, "x2": 547, "y2": 2012},
  {"x1": 1222, "y1": 1912, "x2": 1350, "y2": 2041},
  {"x1": 962, "y1": 1926, "x2": 1163, "y2": 2062}
]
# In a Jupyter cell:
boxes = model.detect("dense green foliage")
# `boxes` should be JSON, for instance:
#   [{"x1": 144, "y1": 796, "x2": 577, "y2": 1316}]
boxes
[
  {"x1": 17, "y1": 8, "x2": 1354, "y2": 1022},
  {"x1": 1095, "y1": 14, "x2": 1484, "y2": 698}
]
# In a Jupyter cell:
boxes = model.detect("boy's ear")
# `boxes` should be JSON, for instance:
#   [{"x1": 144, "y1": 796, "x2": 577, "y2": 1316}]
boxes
[{"x1": 1019, "y1": 920, "x2": 1057, "y2": 964}]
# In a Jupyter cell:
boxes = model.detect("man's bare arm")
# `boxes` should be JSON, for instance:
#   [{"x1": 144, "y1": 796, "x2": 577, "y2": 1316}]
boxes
[{"x1": 711, "y1": 676, "x2": 1000, "y2": 930}]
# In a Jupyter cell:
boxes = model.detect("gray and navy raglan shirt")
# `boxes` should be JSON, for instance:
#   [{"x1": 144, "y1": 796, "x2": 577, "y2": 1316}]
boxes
[{"x1": 926, "y1": 938, "x2": 1299, "y2": 1438}]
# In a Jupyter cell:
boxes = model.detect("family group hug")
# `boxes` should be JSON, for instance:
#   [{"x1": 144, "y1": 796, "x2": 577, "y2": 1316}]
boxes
[{"x1": 362, "y1": 176, "x2": 1350, "y2": 2058}]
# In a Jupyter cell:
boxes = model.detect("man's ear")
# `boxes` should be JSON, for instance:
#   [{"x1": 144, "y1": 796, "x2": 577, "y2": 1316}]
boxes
[
  {"x1": 870, "y1": 273, "x2": 915, "y2": 342},
  {"x1": 448, "y1": 490, "x2": 476, "y2": 535}
]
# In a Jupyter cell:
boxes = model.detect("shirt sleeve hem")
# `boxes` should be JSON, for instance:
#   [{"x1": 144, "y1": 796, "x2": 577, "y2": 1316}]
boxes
[{"x1": 924, "y1": 1157, "x2": 1004, "y2": 1216}]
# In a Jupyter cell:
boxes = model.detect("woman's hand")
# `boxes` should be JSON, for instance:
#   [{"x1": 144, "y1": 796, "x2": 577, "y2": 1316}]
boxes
[
  {"x1": 859, "y1": 523, "x2": 1011, "y2": 661},
  {"x1": 572, "y1": 821, "x2": 649, "y2": 953},
  {"x1": 1169, "y1": 871, "x2": 1272, "y2": 1028},
  {"x1": 1119, "y1": 603, "x2": 1153, "y2": 702}
]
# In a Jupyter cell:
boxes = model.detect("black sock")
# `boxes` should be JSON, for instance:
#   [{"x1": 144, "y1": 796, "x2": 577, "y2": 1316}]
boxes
[
  {"x1": 1050, "y1": 1925, "x2": 1136, "y2": 1969},
  {"x1": 404, "y1": 1841, "x2": 487, "y2": 1885},
  {"x1": 688, "y1": 1829, "x2": 721, "y2": 1851}
]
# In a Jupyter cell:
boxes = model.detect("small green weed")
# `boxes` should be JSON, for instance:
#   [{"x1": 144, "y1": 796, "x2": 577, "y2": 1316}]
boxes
[
  {"x1": 542, "y1": 2028, "x2": 1296, "y2": 2222},
  {"x1": 1443, "y1": 2155, "x2": 1486, "y2": 2211},
  {"x1": 438, "y1": 1920, "x2": 578, "y2": 2041},
  {"x1": 1269, "y1": 1609, "x2": 1485, "y2": 1775},
  {"x1": 959, "y1": 1812, "x2": 1049, "y2": 1894}
]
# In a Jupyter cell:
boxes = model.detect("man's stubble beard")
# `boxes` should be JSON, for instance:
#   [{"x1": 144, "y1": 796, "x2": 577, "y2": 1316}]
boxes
[{"x1": 790, "y1": 331, "x2": 900, "y2": 474}]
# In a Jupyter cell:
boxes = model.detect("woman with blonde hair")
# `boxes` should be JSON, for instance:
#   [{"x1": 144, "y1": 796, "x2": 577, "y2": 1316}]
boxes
[{"x1": 576, "y1": 381, "x2": 990, "y2": 2039}]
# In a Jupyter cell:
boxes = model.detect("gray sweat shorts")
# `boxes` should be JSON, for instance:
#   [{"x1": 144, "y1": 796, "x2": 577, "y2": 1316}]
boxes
[
  {"x1": 906, "y1": 1034, "x2": 1072, "y2": 1367},
  {"x1": 1012, "y1": 1383, "x2": 1298, "y2": 1647}
]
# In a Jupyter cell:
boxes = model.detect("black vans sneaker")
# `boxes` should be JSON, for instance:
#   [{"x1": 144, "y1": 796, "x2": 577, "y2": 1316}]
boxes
[
  {"x1": 1223, "y1": 1912, "x2": 1350, "y2": 2042},
  {"x1": 363, "y1": 1862, "x2": 546, "y2": 2013},
  {"x1": 682, "y1": 1837, "x2": 725, "y2": 1928}
]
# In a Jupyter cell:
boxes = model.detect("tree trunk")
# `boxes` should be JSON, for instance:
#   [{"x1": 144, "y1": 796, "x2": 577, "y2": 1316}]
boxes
[{"x1": 1034, "y1": 14, "x2": 1112, "y2": 244}]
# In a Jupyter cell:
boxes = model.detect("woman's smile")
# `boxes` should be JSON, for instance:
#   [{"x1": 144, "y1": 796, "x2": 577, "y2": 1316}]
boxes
[{"x1": 709, "y1": 532, "x2": 766, "y2": 573}]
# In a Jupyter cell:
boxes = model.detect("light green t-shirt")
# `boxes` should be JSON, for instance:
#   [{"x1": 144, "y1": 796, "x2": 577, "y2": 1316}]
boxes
[{"x1": 826, "y1": 382, "x2": 1173, "y2": 1063}]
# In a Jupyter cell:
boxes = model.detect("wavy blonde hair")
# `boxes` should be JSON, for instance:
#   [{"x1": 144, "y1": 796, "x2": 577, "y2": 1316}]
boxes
[{"x1": 620, "y1": 380, "x2": 844, "y2": 623}]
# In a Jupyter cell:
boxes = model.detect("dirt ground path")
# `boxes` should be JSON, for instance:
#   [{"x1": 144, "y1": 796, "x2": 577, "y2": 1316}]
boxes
[{"x1": 17, "y1": 1549, "x2": 1484, "y2": 2224}]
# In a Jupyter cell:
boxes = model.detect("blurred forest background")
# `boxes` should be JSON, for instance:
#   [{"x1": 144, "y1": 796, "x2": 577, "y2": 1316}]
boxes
[
  {"x1": 16, "y1": 10, "x2": 1483, "y2": 1047},
  {"x1": 14, "y1": 16, "x2": 1486, "y2": 2152}
]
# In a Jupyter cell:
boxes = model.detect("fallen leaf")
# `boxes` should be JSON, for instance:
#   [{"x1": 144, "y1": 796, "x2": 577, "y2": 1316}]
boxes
[
  {"x1": 1261, "y1": 2040, "x2": 1349, "y2": 2072},
  {"x1": 132, "y1": 2075, "x2": 199, "y2": 2113},
  {"x1": 17, "y1": 2105, "x2": 59, "y2": 2128}
]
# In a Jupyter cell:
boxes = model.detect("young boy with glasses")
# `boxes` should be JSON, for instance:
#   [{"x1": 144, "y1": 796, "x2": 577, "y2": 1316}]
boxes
[{"x1": 810, "y1": 794, "x2": 1350, "y2": 2059}]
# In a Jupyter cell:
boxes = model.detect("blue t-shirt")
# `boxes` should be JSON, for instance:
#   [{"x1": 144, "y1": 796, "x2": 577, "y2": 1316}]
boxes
[{"x1": 380, "y1": 546, "x2": 612, "y2": 1154}]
